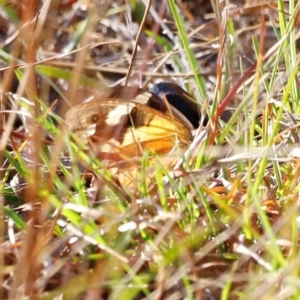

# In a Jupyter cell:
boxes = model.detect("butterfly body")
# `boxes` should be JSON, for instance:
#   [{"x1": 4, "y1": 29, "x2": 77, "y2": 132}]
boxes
[{"x1": 65, "y1": 86, "x2": 195, "y2": 156}]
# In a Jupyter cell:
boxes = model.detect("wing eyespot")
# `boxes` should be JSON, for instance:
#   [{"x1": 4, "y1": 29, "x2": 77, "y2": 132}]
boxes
[{"x1": 91, "y1": 114, "x2": 100, "y2": 123}]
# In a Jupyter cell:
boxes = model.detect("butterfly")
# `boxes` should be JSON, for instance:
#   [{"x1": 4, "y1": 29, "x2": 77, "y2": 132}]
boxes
[{"x1": 65, "y1": 84, "x2": 200, "y2": 157}]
